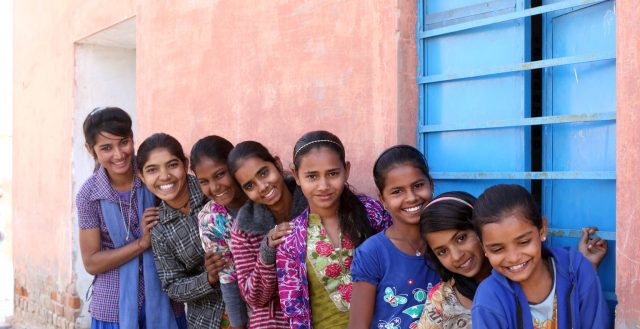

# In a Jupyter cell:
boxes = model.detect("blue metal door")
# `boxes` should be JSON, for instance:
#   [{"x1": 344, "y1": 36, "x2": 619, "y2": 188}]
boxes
[{"x1": 417, "y1": 0, "x2": 616, "y2": 318}]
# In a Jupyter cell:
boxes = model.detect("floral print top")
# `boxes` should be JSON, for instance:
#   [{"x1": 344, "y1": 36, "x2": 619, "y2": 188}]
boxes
[
  {"x1": 276, "y1": 195, "x2": 391, "y2": 329},
  {"x1": 198, "y1": 200, "x2": 237, "y2": 284}
]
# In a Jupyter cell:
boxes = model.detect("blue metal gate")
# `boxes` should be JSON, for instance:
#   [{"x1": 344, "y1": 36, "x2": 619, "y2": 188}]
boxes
[{"x1": 417, "y1": 0, "x2": 616, "y2": 316}]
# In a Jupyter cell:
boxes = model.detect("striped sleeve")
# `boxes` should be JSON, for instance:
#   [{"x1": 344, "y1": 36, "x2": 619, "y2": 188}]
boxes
[{"x1": 230, "y1": 228, "x2": 278, "y2": 308}]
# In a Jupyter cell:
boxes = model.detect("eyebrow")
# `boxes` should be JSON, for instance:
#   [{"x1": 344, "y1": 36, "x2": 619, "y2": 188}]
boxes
[
  {"x1": 431, "y1": 230, "x2": 461, "y2": 249},
  {"x1": 484, "y1": 230, "x2": 533, "y2": 248}
]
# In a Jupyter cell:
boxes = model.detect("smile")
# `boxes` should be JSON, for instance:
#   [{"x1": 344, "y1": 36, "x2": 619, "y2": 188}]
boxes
[
  {"x1": 263, "y1": 187, "x2": 276, "y2": 200},
  {"x1": 159, "y1": 183, "x2": 175, "y2": 191},
  {"x1": 506, "y1": 260, "x2": 530, "y2": 273},
  {"x1": 215, "y1": 189, "x2": 229, "y2": 198},
  {"x1": 402, "y1": 204, "x2": 423, "y2": 214},
  {"x1": 458, "y1": 257, "x2": 474, "y2": 270}
]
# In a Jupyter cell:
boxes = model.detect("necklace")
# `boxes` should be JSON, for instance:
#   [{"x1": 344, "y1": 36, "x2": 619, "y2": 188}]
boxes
[
  {"x1": 117, "y1": 184, "x2": 135, "y2": 241},
  {"x1": 389, "y1": 229, "x2": 425, "y2": 256}
]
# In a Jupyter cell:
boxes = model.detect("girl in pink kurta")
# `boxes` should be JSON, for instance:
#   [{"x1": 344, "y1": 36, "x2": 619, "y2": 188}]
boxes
[{"x1": 275, "y1": 131, "x2": 391, "y2": 329}]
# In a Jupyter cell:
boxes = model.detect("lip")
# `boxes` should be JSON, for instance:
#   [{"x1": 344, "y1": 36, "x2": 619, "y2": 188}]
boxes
[
  {"x1": 315, "y1": 193, "x2": 334, "y2": 202},
  {"x1": 401, "y1": 203, "x2": 424, "y2": 215},
  {"x1": 457, "y1": 256, "x2": 476, "y2": 273},
  {"x1": 158, "y1": 183, "x2": 176, "y2": 192},
  {"x1": 504, "y1": 260, "x2": 530, "y2": 274},
  {"x1": 215, "y1": 189, "x2": 230, "y2": 198},
  {"x1": 262, "y1": 187, "x2": 277, "y2": 202}
]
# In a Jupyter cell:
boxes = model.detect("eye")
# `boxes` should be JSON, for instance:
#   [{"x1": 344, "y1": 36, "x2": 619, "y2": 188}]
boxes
[
  {"x1": 215, "y1": 171, "x2": 226, "y2": 179},
  {"x1": 198, "y1": 180, "x2": 208, "y2": 186},
  {"x1": 389, "y1": 189, "x2": 402, "y2": 195},
  {"x1": 328, "y1": 170, "x2": 339, "y2": 177},
  {"x1": 519, "y1": 239, "x2": 531, "y2": 246},
  {"x1": 243, "y1": 182, "x2": 254, "y2": 191},
  {"x1": 258, "y1": 168, "x2": 268, "y2": 177},
  {"x1": 120, "y1": 139, "x2": 130, "y2": 146},
  {"x1": 99, "y1": 145, "x2": 111, "y2": 152},
  {"x1": 488, "y1": 247, "x2": 503, "y2": 254},
  {"x1": 414, "y1": 182, "x2": 424, "y2": 189},
  {"x1": 168, "y1": 162, "x2": 179, "y2": 169},
  {"x1": 145, "y1": 167, "x2": 156, "y2": 174},
  {"x1": 436, "y1": 248, "x2": 447, "y2": 257},
  {"x1": 456, "y1": 233, "x2": 467, "y2": 243},
  {"x1": 306, "y1": 174, "x2": 317, "y2": 180}
]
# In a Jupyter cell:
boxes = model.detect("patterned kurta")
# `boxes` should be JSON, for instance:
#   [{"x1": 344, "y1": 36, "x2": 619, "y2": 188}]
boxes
[
  {"x1": 151, "y1": 175, "x2": 225, "y2": 328},
  {"x1": 276, "y1": 195, "x2": 392, "y2": 329}
]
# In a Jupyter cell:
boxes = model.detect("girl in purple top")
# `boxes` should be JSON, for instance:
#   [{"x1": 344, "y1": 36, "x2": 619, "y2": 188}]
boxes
[{"x1": 75, "y1": 107, "x2": 185, "y2": 329}]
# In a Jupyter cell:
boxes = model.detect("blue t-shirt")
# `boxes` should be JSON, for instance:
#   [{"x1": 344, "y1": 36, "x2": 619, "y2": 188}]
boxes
[{"x1": 351, "y1": 230, "x2": 440, "y2": 329}]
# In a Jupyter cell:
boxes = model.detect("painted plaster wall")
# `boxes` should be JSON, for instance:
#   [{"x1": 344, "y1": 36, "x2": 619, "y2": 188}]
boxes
[
  {"x1": 616, "y1": 0, "x2": 640, "y2": 327},
  {"x1": 136, "y1": 1, "x2": 417, "y2": 193},
  {"x1": 14, "y1": 1, "x2": 416, "y2": 326},
  {"x1": 13, "y1": 1, "x2": 136, "y2": 327}
]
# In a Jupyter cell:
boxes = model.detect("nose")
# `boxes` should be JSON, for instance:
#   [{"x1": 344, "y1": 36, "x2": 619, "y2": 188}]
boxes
[
  {"x1": 318, "y1": 177, "x2": 330, "y2": 191},
  {"x1": 505, "y1": 249, "x2": 521, "y2": 265},
  {"x1": 113, "y1": 145, "x2": 124, "y2": 160},
  {"x1": 451, "y1": 246, "x2": 464, "y2": 264},
  {"x1": 406, "y1": 188, "x2": 418, "y2": 203},
  {"x1": 257, "y1": 180, "x2": 269, "y2": 195}
]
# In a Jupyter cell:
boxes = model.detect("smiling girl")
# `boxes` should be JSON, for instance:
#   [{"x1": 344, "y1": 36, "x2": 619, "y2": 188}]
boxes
[
  {"x1": 137, "y1": 133, "x2": 227, "y2": 328},
  {"x1": 225, "y1": 141, "x2": 308, "y2": 328},
  {"x1": 276, "y1": 131, "x2": 391, "y2": 329},
  {"x1": 471, "y1": 184, "x2": 609, "y2": 329},
  {"x1": 76, "y1": 108, "x2": 185, "y2": 329},
  {"x1": 349, "y1": 145, "x2": 440, "y2": 329},
  {"x1": 191, "y1": 135, "x2": 249, "y2": 329}
]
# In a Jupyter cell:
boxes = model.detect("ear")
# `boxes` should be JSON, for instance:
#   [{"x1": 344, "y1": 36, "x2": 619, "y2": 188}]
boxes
[
  {"x1": 290, "y1": 163, "x2": 301, "y2": 186},
  {"x1": 344, "y1": 161, "x2": 351, "y2": 181},
  {"x1": 377, "y1": 191, "x2": 387, "y2": 209},
  {"x1": 137, "y1": 171, "x2": 146, "y2": 184},
  {"x1": 540, "y1": 216, "x2": 548, "y2": 242},
  {"x1": 274, "y1": 156, "x2": 284, "y2": 173},
  {"x1": 85, "y1": 143, "x2": 96, "y2": 158}
]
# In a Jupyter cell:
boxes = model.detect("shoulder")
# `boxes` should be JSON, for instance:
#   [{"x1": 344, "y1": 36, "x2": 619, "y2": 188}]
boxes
[
  {"x1": 355, "y1": 231, "x2": 386, "y2": 254},
  {"x1": 76, "y1": 173, "x2": 99, "y2": 204}
]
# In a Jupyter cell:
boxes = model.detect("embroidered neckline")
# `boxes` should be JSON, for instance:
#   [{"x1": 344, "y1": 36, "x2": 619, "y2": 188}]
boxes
[{"x1": 306, "y1": 213, "x2": 353, "y2": 311}]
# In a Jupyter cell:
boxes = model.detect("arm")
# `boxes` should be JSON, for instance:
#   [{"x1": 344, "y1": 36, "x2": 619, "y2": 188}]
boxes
[
  {"x1": 151, "y1": 229, "x2": 218, "y2": 303},
  {"x1": 576, "y1": 253, "x2": 610, "y2": 328},
  {"x1": 77, "y1": 194, "x2": 158, "y2": 275},
  {"x1": 348, "y1": 281, "x2": 376, "y2": 329},
  {"x1": 361, "y1": 196, "x2": 392, "y2": 232},
  {"x1": 230, "y1": 229, "x2": 278, "y2": 308}
]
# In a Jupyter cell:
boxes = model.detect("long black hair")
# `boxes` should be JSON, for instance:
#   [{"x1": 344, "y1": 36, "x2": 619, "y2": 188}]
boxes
[
  {"x1": 420, "y1": 191, "x2": 479, "y2": 300},
  {"x1": 228, "y1": 140, "x2": 279, "y2": 176},
  {"x1": 82, "y1": 107, "x2": 133, "y2": 171},
  {"x1": 292, "y1": 130, "x2": 374, "y2": 247}
]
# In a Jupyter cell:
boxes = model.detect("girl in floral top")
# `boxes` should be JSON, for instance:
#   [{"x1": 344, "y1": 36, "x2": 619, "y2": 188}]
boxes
[
  {"x1": 276, "y1": 130, "x2": 391, "y2": 329},
  {"x1": 191, "y1": 135, "x2": 250, "y2": 329}
]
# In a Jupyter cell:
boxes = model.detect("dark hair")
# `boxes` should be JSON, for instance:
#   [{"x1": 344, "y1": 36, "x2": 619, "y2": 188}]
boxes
[
  {"x1": 82, "y1": 107, "x2": 133, "y2": 151},
  {"x1": 472, "y1": 184, "x2": 543, "y2": 233},
  {"x1": 373, "y1": 145, "x2": 433, "y2": 192},
  {"x1": 190, "y1": 135, "x2": 234, "y2": 172},
  {"x1": 420, "y1": 191, "x2": 478, "y2": 300},
  {"x1": 292, "y1": 130, "x2": 374, "y2": 247},
  {"x1": 228, "y1": 141, "x2": 278, "y2": 176},
  {"x1": 136, "y1": 133, "x2": 187, "y2": 171}
]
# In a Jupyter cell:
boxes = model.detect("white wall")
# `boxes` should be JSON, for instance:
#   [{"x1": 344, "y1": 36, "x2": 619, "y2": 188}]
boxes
[{"x1": 73, "y1": 19, "x2": 136, "y2": 326}]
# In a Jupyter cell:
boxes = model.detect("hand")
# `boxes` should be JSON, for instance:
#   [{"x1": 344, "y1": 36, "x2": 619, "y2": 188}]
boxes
[
  {"x1": 267, "y1": 222, "x2": 293, "y2": 248},
  {"x1": 205, "y1": 251, "x2": 227, "y2": 285},
  {"x1": 578, "y1": 227, "x2": 608, "y2": 271},
  {"x1": 139, "y1": 207, "x2": 159, "y2": 249}
]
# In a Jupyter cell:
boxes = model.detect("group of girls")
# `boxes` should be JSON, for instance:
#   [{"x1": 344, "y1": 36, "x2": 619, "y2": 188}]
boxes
[{"x1": 77, "y1": 107, "x2": 610, "y2": 329}]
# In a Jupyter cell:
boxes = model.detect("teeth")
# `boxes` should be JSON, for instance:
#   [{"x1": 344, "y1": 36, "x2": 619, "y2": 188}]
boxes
[
  {"x1": 403, "y1": 205, "x2": 422, "y2": 213},
  {"x1": 159, "y1": 184, "x2": 174, "y2": 191},
  {"x1": 264, "y1": 188, "x2": 275, "y2": 199},
  {"x1": 508, "y1": 262, "x2": 527, "y2": 271},
  {"x1": 459, "y1": 258, "x2": 472, "y2": 269},
  {"x1": 216, "y1": 190, "x2": 228, "y2": 197}
]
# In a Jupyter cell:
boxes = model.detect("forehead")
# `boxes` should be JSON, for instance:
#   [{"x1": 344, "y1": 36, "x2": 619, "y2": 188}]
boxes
[
  {"x1": 234, "y1": 157, "x2": 272, "y2": 175},
  {"x1": 297, "y1": 146, "x2": 342, "y2": 170},
  {"x1": 144, "y1": 148, "x2": 180, "y2": 166},
  {"x1": 95, "y1": 131, "x2": 128, "y2": 144},
  {"x1": 383, "y1": 164, "x2": 428, "y2": 188},
  {"x1": 193, "y1": 156, "x2": 226, "y2": 173},
  {"x1": 480, "y1": 213, "x2": 536, "y2": 242}
]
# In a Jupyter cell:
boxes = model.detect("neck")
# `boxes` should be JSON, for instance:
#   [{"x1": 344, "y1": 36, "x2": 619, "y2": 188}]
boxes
[
  {"x1": 270, "y1": 189, "x2": 293, "y2": 224},
  {"x1": 473, "y1": 258, "x2": 493, "y2": 283},
  {"x1": 108, "y1": 168, "x2": 133, "y2": 192},
  {"x1": 388, "y1": 222, "x2": 422, "y2": 242},
  {"x1": 227, "y1": 193, "x2": 248, "y2": 210},
  {"x1": 310, "y1": 202, "x2": 339, "y2": 221},
  {"x1": 520, "y1": 256, "x2": 553, "y2": 303},
  {"x1": 167, "y1": 185, "x2": 190, "y2": 211}
]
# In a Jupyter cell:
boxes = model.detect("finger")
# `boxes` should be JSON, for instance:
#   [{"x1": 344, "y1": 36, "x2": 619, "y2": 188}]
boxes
[
  {"x1": 580, "y1": 228, "x2": 590, "y2": 244},
  {"x1": 274, "y1": 229, "x2": 293, "y2": 239}
]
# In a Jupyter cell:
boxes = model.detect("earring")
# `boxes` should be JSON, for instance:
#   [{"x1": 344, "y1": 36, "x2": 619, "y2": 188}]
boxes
[{"x1": 541, "y1": 236, "x2": 546, "y2": 242}]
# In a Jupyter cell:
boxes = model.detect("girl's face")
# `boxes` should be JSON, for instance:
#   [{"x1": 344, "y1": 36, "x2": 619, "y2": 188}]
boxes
[
  {"x1": 233, "y1": 156, "x2": 287, "y2": 207},
  {"x1": 425, "y1": 229, "x2": 485, "y2": 278},
  {"x1": 480, "y1": 213, "x2": 547, "y2": 285},
  {"x1": 193, "y1": 156, "x2": 244, "y2": 208},
  {"x1": 139, "y1": 148, "x2": 188, "y2": 203},
  {"x1": 379, "y1": 164, "x2": 432, "y2": 226},
  {"x1": 294, "y1": 146, "x2": 350, "y2": 214},
  {"x1": 88, "y1": 131, "x2": 134, "y2": 177}
]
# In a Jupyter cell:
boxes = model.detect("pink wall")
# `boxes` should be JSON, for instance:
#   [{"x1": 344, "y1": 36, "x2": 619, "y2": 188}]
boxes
[
  {"x1": 616, "y1": 0, "x2": 640, "y2": 327},
  {"x1": 13, "y1": 1, "x2": 416, "y2": 325},
  {"x1": 136, "y1": 1, "x2": 417, "y2": 193}
]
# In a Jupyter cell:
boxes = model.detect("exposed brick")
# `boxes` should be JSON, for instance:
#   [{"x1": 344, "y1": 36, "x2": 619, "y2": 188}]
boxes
[{"x1": 65, "y1": 295, "x2": 81, "y2": 309}]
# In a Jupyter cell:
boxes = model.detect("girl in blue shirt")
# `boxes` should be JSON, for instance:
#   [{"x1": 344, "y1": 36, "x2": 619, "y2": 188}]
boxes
[
  {"x1": 471, "y1": 184, "x2": 609, "y2": 329},
  {"x1": 350, "y1": 145, "x2": 440, "y2": 329}
]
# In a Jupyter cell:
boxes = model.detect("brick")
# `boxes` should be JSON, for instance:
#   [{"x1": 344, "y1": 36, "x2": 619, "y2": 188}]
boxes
[{"x1": 65, "y1": 295, "x2": 81, "y2": 309}]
